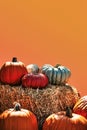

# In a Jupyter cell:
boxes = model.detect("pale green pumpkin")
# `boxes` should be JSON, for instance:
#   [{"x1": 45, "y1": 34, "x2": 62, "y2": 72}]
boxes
[{"x1": 27, "y1": 64, "x2": 39, "y2": 74}]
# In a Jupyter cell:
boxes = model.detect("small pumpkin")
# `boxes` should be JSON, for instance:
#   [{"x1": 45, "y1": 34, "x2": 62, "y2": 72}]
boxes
[
  {"x1": 27, "y1": 64, "x2": 39, "y2": 74},
  {"x1": 0, "y1": 103, "x2": 38, "y2": 130},
  {"x1": 73, "y1": 95, "x2": 87, "y2": 119},
  {"x1": 41, "y1": 64, "x2": 71, "y2": 85},
  {"x1": 0, "y1": 57, "x2": 28, "y2": 85},
  {"x1": 22, "y1": 73, "x2": 49, "y2": 88},
  {"x1": 42, "y1": 107, "x2": 87, "y2": 130}
]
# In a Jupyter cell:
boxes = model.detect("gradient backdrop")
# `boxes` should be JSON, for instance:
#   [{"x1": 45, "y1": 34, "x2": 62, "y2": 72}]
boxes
[{"x1": 0, "y1": 0, "x2": 87, "y2": 96}]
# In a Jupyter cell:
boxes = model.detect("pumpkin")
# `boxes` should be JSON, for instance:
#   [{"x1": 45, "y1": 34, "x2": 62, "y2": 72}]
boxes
[
  {"x1": 27, "y1": 64, "x2": 39, "y2": 74},
  {"x1": 73, "y1": 95, "x2": 87, "y2": 119},
  {"x1": 0, "y1": 57, "x2": 28, "y2": 85},
  {"x1": 41, "y1": 64, "x2": 71, "y2": 85},
  {"x1": 42, "y1": 107, "x2": 87, "y2": 130},
  {"x1": 0, "y1": 103, "x2": 38, "y2": 130},
  {"x1": 22, "y1": 73, "x2": 49, "y2": 88}
]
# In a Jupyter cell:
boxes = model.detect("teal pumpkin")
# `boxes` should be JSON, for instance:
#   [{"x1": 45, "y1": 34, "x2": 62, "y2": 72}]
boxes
[{"x1": 41, "y1": 64, "x2": 71, "y2": 85}]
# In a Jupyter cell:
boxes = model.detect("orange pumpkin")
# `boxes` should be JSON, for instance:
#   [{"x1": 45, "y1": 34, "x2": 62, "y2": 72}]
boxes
[
  {"x1": 73, "y1": 95, "x2": 87, "y2": 119},
  {"x1": 42, "y1": 107, "x2": 87, "y2": 130},
  {"x1": 0, "y1": 57, "x2": 28, "y2": 85},
  {"x1": 0, "y1": 103, "x2": 38, "y2": 130}
]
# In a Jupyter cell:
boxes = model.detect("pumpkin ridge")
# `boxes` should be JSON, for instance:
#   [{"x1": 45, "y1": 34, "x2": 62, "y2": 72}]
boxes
[
  {"x1": 51, "y1": 68, "x2": 54, "y2": 84},
  {"x1": 58, "y1": 68, "x2": 62, "y2": 84}
]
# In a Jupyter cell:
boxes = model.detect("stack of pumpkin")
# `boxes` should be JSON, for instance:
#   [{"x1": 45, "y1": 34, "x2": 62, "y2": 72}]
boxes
[{"x1": 0, "y1": 57, "x2": 87, "y2": 130}]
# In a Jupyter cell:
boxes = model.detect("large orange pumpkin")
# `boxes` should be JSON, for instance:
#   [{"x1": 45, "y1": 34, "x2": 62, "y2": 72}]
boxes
[
  {"x1": 0, "y1": 57, "x2": 28, "y2": 85},
  {"x1": 73, "y1": 95, "x2": 87, "y2": 119},
  {"x1": 0, "y1": 103, "x2": 38, "y2": 130},
  {"x1": 42, "y1": 107, "x2": 87, "y2": 130}
]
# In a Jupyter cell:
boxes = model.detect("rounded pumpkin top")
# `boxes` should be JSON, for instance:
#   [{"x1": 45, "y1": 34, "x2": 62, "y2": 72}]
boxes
[
  {"x1": 4, "y1": 57, "x2": 26, "y2": 66},
  {"x1": 42, "y1": 107, "x2": 87, "y2": 130},
  {"x1": 0, "y1": 102, "x2": 33, "y2": 118},
  {"x1": 0, "y1": 103, "x2": 38, "y2": 130}
]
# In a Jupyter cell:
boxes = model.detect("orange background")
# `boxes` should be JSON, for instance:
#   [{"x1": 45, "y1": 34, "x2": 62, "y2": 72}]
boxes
[{"x1": 0, "y1": 0, "x2": 87, "y2": 96}]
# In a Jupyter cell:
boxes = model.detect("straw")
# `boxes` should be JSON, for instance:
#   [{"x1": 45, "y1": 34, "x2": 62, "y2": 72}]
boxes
[{"x1": 0, "y1": 84, "x2": 80, "y2": 122}]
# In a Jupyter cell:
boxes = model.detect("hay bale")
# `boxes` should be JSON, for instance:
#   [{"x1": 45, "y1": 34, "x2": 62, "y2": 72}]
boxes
[{"x1": 0, "y1": 84, "x2": 80, "y2": 121}]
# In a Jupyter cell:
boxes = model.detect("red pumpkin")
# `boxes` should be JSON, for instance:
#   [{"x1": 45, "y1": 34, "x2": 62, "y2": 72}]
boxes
[
  {"x1": 42, "y1": 107, "x2": 87, "y2": 130},
  {"x1": 0, "y1": 57, "x2": 28, "y2": 85},
  {"x1": 73, "y1": 95, "x2": 87, "y2": 119},
  {"x1": 0, "y1": 103, "x2": 38, "y2": 130},
  {"x1": 22, "y1": 73, "x2": 49, "y2": 88}
]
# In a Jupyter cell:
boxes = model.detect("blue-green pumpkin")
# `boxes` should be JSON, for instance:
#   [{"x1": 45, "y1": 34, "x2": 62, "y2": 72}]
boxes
[{"x1": 41, "y1": 64, "x2": 71, "y2": 85}]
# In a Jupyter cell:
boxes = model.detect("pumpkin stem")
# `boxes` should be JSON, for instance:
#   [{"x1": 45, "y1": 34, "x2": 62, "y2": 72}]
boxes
[
  {"x1": 12, "y1": 57, "x2": 17, "y2": 62},
  {"x1": 66, "y1": 107, "x2": 72, "y2": 118},
  {"x1": 54, "y1": 64, "x2": 61, "y2": 68},
  {"x1": 14, "y1": 103, "x2": 21, "y2": 111}
]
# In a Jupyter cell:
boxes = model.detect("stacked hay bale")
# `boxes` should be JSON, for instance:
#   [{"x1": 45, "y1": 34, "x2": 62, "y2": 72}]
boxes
[
  {"x1": 0, "y1": 59, "x2": 80, "y2": 128},
  {"x1": 0, "y1": 84, "x2": 80, "y2": 120}
]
